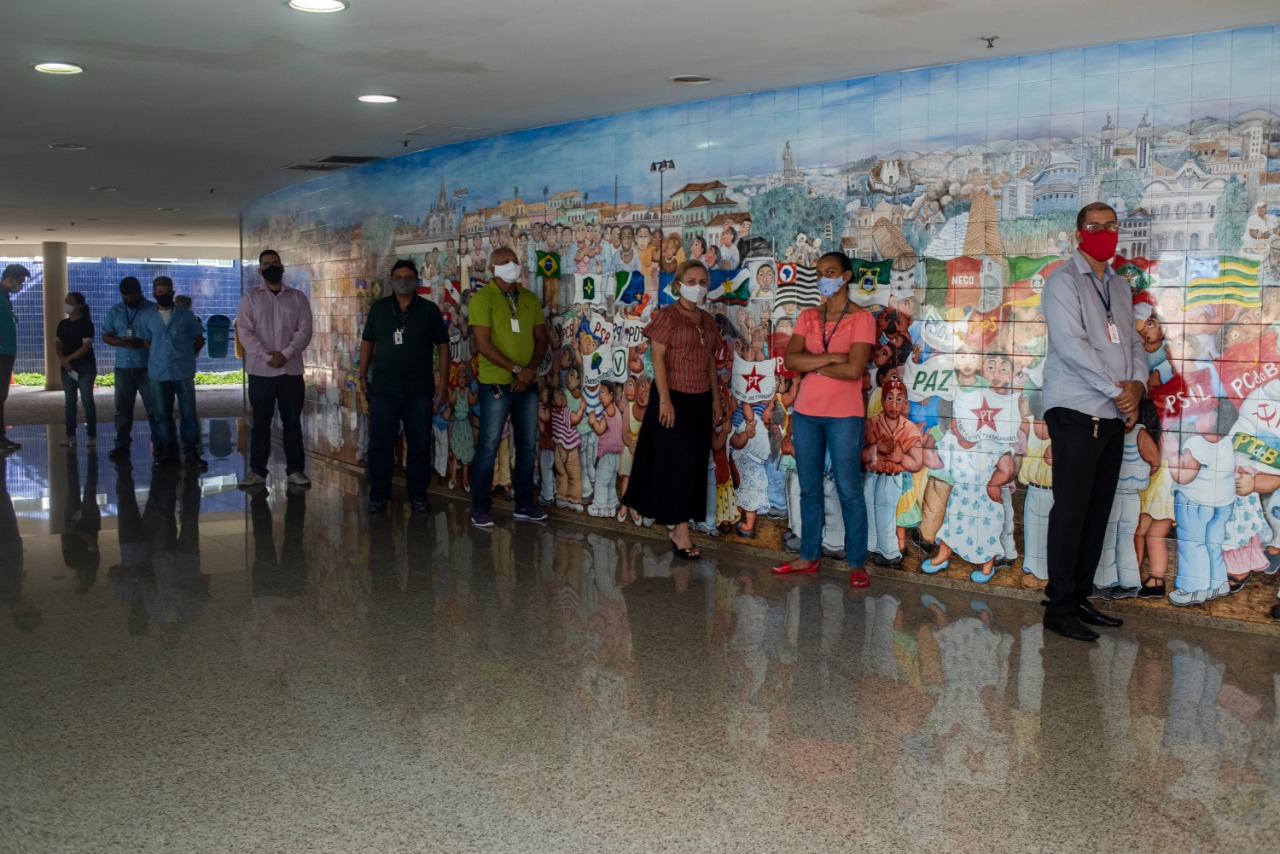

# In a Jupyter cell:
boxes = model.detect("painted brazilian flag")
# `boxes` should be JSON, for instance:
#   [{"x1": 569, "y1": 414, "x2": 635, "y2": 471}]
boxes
[
  {"x1": 1186, "y1": 255, "x2": 1261, "y2": 308},
  {"x1": 536, "y1": 250, "x2": 560, "y2": 279}
]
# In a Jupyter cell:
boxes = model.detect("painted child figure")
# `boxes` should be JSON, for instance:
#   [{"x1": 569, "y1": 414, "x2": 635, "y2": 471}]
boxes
[
  {"x1": 729, "y1": 401, "x2": 772, "y2": 539},
  {"x1": 537, "y1": 384, "x2": 557, "y2": 508},
  {"x1": 1166, "y1": 403, "x2": 1237, "y2": 606},
  {"x1": 1093, "y1": 419, "x2": 1158, "y2": 599},
  {"x1": 551, "y1": 388, "x2": 584, "y2": 512},
  {"x1": 586, "y1": 381, "x2": 624, "y2": 518},
  {"x1": 862, "y1": 379, "x2": 923, "y2": 567},
  {"x1": 1016, "y1": 396, "x2": 1053, "y2": 591}
]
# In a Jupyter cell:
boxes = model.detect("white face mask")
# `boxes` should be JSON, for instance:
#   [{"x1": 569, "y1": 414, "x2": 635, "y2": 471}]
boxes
[
  {"x1": 493, "y1": 262, "x2": 522, "y2": 283},
  {"x1": 64, "y1": 303, "x2": 75, "y2": 316},
  {"x1": 679, "y1": 282, "x2": 708, "y2": 304}
]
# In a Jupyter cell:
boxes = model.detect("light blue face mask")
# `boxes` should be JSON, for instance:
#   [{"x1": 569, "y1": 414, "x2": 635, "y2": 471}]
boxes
[{"x1": 817, "y1": 275, "x2": 846, "y2": 298}]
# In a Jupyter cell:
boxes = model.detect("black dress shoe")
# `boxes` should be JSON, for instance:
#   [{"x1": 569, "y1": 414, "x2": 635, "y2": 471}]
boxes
[
  {"x1": 872, "y1": 553, "x2": 903, "y2": 568},
  {"x1": 1044, "y1": 613, "x2": 1100, "y2": 642},
  {"x1": 1271, "y1": 603, "x2": 1280, "y2": 622},
  {"x1": 1077, "y1": 602, "x2": 1123, "y2": 628}
]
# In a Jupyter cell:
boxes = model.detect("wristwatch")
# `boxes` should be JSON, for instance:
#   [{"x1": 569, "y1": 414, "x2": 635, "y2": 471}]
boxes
[{"x1": 511, "y1": 364, "x2": 523, "y2": 376}]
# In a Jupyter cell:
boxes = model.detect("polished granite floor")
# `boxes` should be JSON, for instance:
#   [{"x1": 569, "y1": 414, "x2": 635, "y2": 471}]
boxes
[{"x1": 2, "y1": 421, "x2": 1280, "y2": 853}]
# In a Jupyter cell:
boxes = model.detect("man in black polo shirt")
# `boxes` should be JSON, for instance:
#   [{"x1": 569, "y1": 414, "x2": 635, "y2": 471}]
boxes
[{"x1": 359, "y1": 259, "x2": 449, "y2": 514}]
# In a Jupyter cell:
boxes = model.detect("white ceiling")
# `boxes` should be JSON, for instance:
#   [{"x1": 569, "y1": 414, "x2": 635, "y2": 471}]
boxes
[{"x1": 4, "y1": 0, "x2": 1277, "y2": 258}]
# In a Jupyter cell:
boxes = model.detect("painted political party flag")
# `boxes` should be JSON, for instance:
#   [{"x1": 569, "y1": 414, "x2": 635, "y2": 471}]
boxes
[
  {"x1": 731, "y1": 354, "x2": 776, "y2": 403},
  {"x1": 710, "y1": 269, "x2": 752, "y2": 306},
  {"x1": 441, "y1": 279, "x2": 461, "y2": 306},
  {"x1": 1230, "y1": 382, "x2": 1280, "y2": 474},
  {"x1": 573, "y1": 273, "x2": 607, "y2": 307},
  {"x1": 848, "y1": 257, "x2": 894, "y2": 308},
  {"x1": 614, "y1": 270, "x2": 645, "y2": 305},
  {"x1": 952, "y1": 386, "x2": 1021, "y2": 443},
  {"x1": 1186, "y1": 255, "x2": 1261, "y2": 309},
  {"x1": 1149, "y1": 361, "x2": 1223, "y2": 425},
  {"x1": 535, "y1": 251, "x2": 561, "y2": 279}
]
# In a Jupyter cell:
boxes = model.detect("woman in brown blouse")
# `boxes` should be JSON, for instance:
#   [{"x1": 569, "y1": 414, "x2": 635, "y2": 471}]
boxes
[{"x1": 623, "y1": 260, "x2": 726, "y2": 558}]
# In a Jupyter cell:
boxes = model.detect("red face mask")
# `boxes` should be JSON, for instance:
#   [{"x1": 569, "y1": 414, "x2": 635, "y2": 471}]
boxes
[{"x1": 1077, "y1": 228, "x2": 1119, "y2": 264}]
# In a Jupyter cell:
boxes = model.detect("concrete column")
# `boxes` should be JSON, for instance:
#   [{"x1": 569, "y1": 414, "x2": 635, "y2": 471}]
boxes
[{"x1": 42, "y1": 242, "x2": 67, "y2": 391}]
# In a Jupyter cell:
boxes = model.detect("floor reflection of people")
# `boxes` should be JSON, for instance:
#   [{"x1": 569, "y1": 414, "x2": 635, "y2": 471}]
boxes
[
  {"x1": 61, "y1": 447, "x2": 101, "y2": 595},
  {"x1": 0, "y1": 458, "x2": 40, "y2": 632},
  {"x1": 143, "y1": 468, "x2": 209, "y2": 645},
  {"x1": 108, "y1": 460, "x2": 154, "y2": 636}
]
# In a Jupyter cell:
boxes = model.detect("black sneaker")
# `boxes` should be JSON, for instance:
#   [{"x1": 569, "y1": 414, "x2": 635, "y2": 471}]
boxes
[
  {"x1": 186, "y1": 455, "x2": 209, "y2": 471},
  {"x1": 410, "y1": 497, "x2": 431, "y2": 513},
  {"x1": 108, "y1": 447, "x2": 130, "y2": 460},
  {"x1": 368, "y1": 499, "x2": 388, "y2": 514}
]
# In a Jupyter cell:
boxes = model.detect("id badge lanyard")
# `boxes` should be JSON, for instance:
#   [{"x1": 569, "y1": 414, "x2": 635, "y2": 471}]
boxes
[
  {"x1": 503, "y1": 288, "x2": 521, "y2": 334},
  {"x1": 393, "y1": 298, "x2": 413, "y2": 346},
  {"x1": 1087, "y1": 271, "x2": 1120, "y2": 345}
]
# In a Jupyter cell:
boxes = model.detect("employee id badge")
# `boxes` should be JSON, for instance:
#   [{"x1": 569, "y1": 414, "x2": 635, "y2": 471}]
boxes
[
  {"x1": 510, "y1": 318, "x2": 521, "y2": 333},
  {"x1": 1106, "y1": 321, "x2": 1120, "y2": 344},
  {"x1": 393, "y1": 329, "x2": 404, "y2": 346},
  {"x1": 124, "y1": 327, "x2": 132, "y2": 338}
]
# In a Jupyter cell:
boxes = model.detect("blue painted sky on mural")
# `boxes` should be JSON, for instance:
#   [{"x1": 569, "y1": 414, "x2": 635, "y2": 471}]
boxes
[{"x1": 247, "y1": 24, "x2": 1280, "y2": 229}]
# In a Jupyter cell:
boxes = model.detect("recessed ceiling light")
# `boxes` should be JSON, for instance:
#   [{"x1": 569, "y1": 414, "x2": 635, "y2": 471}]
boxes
[
  {"x1": 155, "y1": 242, "x2": 168, "y2": 245},
  {"x1": 157, "y1": 207, "x2": 180, "y2": 211},
  {"x1": 358, "y1": 94, "x2": 399, "y2": 104},
  {"x1": 287, "y1": 0, "x2": 348, "y2": 12},
  {"x1": 89, "y1": 186, "x2": 119, "y2": 192},
  {"x1": 669, "y1": 75, "x2": 713, "y2": 85},
  {"x1": 173, "y1": 233, "x2": 187, "y2": 237},
  {"x1": 34, "y1": 62, "x2": 84, "y2": 75},
  {"x1": 49, "y1": 142, "x2": 88, "y2": 150},
  {"x1": 86, "y1": 218, "x2": 103, "y2": 222},
  {"x1": 43, "y1": 228, "x2": 58, "y2": 232}
]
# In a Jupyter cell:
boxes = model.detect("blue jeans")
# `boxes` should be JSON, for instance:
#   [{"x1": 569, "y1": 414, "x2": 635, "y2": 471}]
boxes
[
  {"x1": 113, "y1": 366, "x2": 157, "y2": 452},
  {"x1": 367, "y1": 393, "x2": 432, "y2": 503},
  {"x1": 151, "y1": 376, "x2": 200, "y2": 459},
  {"x1": 791, "y1": 411, "x2": 867, "y2": 567},
  {"x1": 1173, "y1": 495, "x2": 1231, "y2": 594},
  {"x1": 62, "y1": 364, "x2": 97, "y2": 437},
  {"x1": 472, "y1": 382, "x2": 538, "y2": 513}
]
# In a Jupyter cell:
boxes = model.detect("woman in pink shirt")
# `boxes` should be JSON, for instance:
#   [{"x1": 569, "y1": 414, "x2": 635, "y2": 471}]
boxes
[{"x1": 771, "y1": 252, "x2": 875, "y2": 587}]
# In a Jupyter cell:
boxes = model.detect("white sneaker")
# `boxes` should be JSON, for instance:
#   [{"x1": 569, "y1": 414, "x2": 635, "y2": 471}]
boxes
[
  {"x1": 1168, "y1": 587, "x2": 1202, "y2": 607},
  {"x1": 239, "y1": 471, "x2": 267, "y2": 489},
  {"x1": 286, "y1": 472, "x2": 312, "y2": 488},
  {"x1": 59, "y1": 437, "x2": 75, "y2": 447}
]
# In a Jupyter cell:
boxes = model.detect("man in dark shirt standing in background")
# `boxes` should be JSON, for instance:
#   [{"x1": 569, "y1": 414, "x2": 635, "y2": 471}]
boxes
[
  {"x1": 0, "y1": 264, "x2": 31, "y2": 452},
  {"x1": 359, "y1": 259, "x2": 449, "y2": 514}
]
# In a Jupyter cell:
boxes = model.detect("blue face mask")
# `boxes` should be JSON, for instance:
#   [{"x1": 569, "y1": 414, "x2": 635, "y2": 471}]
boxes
[{"x1": 817, "y1": 275, "x2": 846, "y2": 298}]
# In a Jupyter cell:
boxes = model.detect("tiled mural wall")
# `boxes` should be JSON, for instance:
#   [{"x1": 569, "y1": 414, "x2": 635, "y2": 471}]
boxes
[
  {"x1": 244, "y1": 24, "x2": 1280, "y2": 624},
  {"x1": 0, "y1": 258, "x2": 243, "y2": 374}
]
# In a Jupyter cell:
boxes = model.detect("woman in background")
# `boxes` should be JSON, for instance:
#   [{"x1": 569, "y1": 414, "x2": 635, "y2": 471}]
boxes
[{"x1": 56, "y1": 291, "x2": 96, "y2": 447}]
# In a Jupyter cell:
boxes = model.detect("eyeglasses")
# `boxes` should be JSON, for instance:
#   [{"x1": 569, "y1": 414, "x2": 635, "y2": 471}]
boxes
[{"x1": 1081, "y1": 223, "x2": 1121, "y2": 233}]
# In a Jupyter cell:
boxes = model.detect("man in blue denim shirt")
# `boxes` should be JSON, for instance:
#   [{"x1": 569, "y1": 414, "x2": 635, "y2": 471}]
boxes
[
  {"x1": 138, "y1": 276, "x2": 206, "y2": 469},
  {"x1": 1041, "y1": 202, "x2": 1147, "y2": 642},
  {"x1": 102, "y1": 277, "x2": 160, "y2": 461}
]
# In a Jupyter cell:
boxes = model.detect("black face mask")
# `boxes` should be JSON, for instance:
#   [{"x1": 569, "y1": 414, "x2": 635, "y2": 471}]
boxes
[
  {"x1": 261, "y1": 265, "x2": 284, "y2": 285},
  {"x1": 155, "y1": 293, "x2": 174, "y2": 308}
]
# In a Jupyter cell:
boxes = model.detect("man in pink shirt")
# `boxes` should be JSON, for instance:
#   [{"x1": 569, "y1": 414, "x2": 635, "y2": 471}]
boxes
[{"x1": 235, "y1": 249, "x2": 314, "y2": 489}]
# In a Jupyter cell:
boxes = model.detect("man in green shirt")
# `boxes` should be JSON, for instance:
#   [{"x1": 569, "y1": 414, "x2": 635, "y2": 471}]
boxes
[
  {"x1": 468, "y1": 247, "x2": 549, "y2": 528},
  {"x1": 359, "y1": 259, "x2": 449, "y2": 514},
  {"x1": 0, "y1": 264, "x2": 31, "y2": 452}
]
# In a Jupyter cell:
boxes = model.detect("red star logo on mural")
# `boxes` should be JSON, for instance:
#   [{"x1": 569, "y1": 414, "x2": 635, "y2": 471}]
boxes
[
  {"x1": 743, "y1": 365, "x2": 765, "y2": 393},
  {"x1": 971, "y1": 397, "x2": 1001, "y2": 432}
]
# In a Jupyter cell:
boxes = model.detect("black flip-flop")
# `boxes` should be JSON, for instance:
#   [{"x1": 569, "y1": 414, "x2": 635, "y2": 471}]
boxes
[{"x1": 671, "y1": 543, "x2": 701, "y2": 560}]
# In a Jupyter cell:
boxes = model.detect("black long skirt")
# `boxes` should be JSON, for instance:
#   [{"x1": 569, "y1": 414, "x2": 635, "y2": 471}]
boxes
[{"x1": 622, "y1": 389, "x2": 712, "y2": 525}]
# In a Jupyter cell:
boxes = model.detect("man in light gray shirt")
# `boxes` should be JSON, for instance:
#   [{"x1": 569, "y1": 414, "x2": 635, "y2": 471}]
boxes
[{"x1": 1040, "y1": 202, "x2": 1147, "y2": 642}]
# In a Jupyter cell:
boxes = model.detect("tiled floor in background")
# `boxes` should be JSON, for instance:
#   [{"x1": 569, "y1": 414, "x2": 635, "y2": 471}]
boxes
[{"x1": 2, "y1": 420, "x2": 1279, "y2": 852}]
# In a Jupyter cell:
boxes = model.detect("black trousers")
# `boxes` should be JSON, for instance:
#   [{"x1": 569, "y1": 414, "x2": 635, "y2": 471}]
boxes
[
  {"x1": 1044, "y1": 407, "x2": 1125, "y2": 617},
  {"x1": 248, "y1": 374, "x2": 306, "y2": 476}
]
